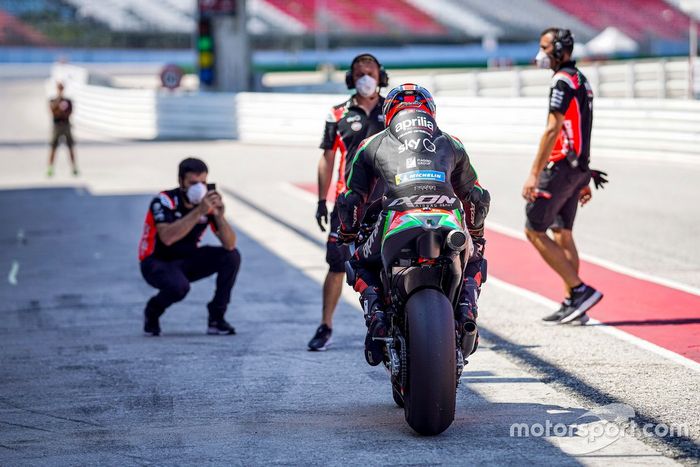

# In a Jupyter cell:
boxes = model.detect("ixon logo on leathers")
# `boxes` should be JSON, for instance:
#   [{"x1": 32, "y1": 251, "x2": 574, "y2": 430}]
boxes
[{"x1": 388, "y1": 195, "x2": 457, "y2": 209}]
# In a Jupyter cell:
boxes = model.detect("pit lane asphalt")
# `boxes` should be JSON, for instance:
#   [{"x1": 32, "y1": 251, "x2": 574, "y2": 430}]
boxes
[
  {"x1": 0, "y1": 185, "x2": 602, "y2": 466},
  {"x1": 0, "y1": 139, "x2": 696, "y2": 465}
]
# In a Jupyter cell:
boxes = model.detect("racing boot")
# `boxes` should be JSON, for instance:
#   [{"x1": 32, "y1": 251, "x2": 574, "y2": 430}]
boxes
[
  {"x1": 360, "y1": 287, "x2": 388, "y2": 366},
  {"x1": 144, "y1": 298, "x2": 164, "y2": 336},
  {"x1": 456, "y1": 276, "x2": 480, "y2": 357}
]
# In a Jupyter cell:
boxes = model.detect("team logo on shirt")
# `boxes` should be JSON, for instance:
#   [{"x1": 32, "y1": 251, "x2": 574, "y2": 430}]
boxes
[
  {"x1": 351, "y1": 122, "x2": 363, "y2": 132},
  {"x1": 158, "y1": 193, "x2": 175, "y2": 209},
  {"x1": 152, "y1": 202, "x2": 165, "y2": 222},
  {"x1": 406, "y1": 157, "x2": 417, "y2": 168}
]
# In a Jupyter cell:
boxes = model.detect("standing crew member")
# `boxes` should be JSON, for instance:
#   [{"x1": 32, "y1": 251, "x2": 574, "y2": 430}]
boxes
[
  {"x1": 308, "y1": 54, "x2": 389, "y2": 351},
  {"x1": 138, "y1": 158, "x2": 241, "y2": 336},
  {"x1": 522, "y1": 28, "x2": 608, "y2": 324},
  {"x1": 48, "y1": 82, "x2": 78, "y2": 177}
]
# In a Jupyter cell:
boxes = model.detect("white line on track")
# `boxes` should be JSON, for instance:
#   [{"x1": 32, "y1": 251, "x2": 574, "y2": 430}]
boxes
[
  {"x1": 8, "y1": 260, "x2": 19, "y2": 285},
  {"x1": 282, "y1": 181, "x2": 700, "y2": 373},
  {"x1": 488, "y1": 277, "x2": 700, "y2": 373}
]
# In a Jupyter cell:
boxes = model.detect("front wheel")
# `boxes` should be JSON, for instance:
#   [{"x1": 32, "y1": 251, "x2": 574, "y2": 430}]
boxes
[{"x1": 403, "y1": 288, "x2": 456, "y2": 435}]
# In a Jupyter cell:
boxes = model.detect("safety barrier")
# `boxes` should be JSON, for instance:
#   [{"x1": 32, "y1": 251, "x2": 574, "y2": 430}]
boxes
[
  {"x1": 418, "y1": 59, "x2": 694, "y2": 99},
  {"x1": 52, "y1": 64, "x2": 700, "y2": 160},
  {"x1": 237, "y1": 93, "x2": 700, "y2": 159}
]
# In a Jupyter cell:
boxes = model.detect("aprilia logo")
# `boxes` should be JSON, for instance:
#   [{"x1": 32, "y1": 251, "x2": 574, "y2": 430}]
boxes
[
  {"x1": 388, "y1": 195, "x2": 457, "y2": 208},
  {"x1": 394, "y1": 115, "x2": 434, "y2": 133}
]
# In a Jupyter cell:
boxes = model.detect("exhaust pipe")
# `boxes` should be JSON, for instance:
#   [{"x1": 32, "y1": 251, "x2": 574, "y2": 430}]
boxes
[{"x1": 460, "y1": 319, "x2": 478, "y2": 356}]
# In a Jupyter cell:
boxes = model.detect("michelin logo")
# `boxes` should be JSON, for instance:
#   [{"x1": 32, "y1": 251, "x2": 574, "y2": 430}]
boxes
[{"x1": 395, "y1": 170, "x2": 446, "y2": 185}]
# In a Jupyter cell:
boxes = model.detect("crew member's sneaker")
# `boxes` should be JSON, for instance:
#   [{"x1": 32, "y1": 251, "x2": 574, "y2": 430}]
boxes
[
  {"x1": 573, "y1": 313, "x2": 590, "y2": 325},
  {"x1": 47, "y1": 166, "x2": 54, "y2": 178},
  {"x1": 72, "y1": 168, "x2": 79, "y2": 177},
  {"x1": 307, "y1": 324, "x2": 332, "y2": 351},
  {"x1": 207, "y1": 319, "x2": 236, "y2": 335},
  {"x1": 365, "y1": 311, "x2": 387, "y2": 366},
  {"x1": 542, "y1": 299, "x2": 571, "y2": 323},
  {"x1": 558, "y1": 284, "x2": 603, "y2": 324},
  {"x1": 144, "y1": 308, "x2": 161, "y2": 336}
]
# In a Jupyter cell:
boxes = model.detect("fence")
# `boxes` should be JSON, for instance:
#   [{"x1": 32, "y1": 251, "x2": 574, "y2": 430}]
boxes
[{"x1": 51, "y1": 64, "x2": 700, "y2": 161}]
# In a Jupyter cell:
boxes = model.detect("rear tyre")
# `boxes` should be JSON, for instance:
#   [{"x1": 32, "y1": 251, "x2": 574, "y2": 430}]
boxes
[{"x1": 403, "y1": 288, "x2": 456, "y2": 435}]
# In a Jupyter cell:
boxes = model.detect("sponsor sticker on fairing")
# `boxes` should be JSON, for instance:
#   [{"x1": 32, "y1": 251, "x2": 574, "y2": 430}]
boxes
[{"x1": 395, "y1": 170, "x2": 446, "y2": 185}]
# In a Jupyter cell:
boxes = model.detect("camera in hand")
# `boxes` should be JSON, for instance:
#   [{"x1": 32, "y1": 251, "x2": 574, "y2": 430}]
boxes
[{"x1": 206, "y1": 183, "x2": 216, "y2": 191}]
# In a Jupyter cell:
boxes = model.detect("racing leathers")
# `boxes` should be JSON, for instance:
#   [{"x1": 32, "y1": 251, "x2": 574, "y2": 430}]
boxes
[{"x1": 336, "y1": 108, "x2": 490, "y2": 358}]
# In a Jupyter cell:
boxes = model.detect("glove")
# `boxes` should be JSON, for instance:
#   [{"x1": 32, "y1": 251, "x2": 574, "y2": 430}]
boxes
[
  {"x1": 337, "y1": 227, "x2": 358, "y2": 245},
  {"x1": 466, "y1": 187, "x2": 490, "y2": 237},
  {"x1": 315, "y1": 199, "x2": 328, "y2": 232},
  {"x1": 590, "y1": 169, "x2": 608, "y2": 190}
]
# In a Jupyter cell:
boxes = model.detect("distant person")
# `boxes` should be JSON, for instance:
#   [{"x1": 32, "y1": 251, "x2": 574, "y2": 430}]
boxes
[
  {"x1": 138, "y1": 157, "x2": 241, "y2": 336},
  {"x1": 48, "y1": 82, "x2": 78, "y2": 177},
  {"x1": 521, "y1": 28, "x2": 608, "y2": 324},
  {"x1": 308, "y1": 53, "x2": 389, "y2": 351}
]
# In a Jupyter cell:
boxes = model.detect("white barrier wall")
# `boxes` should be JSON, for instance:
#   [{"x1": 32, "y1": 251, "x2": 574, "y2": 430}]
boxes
[
  {"x1": 52, "y1": 65, "x2": 700, "y2": 160},
  {"x1": 237, "y1": 93, "x2": 700, "y2": 159}
]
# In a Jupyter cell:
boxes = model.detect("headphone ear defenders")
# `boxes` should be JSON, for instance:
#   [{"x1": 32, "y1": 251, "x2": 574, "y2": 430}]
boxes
[
  {"x1": 345, "y1": 53, "x2": 389, "y2": 90},
  {"x1": 552, "y1": 28, "x2": 574, "y2": 60}
]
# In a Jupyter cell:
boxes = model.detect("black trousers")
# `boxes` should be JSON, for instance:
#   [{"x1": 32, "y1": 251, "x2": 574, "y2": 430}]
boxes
[{"x1": 141, "y1": 246, "x2": 241, "y2": 320}]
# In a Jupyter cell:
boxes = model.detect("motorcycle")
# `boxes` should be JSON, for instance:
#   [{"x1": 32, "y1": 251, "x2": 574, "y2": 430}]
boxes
[{"x1": 347, "y1": 206, "x2": 474, "y2": 435}]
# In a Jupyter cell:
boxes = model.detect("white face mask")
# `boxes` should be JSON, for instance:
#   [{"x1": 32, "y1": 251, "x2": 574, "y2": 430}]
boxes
[
  {"x1": 186, "y1": 182, "x2": 207, "y2": 204},
  {"x1": 535, "y1": 50, "x2": 552, "y2": 69},
  {"x1": 355, "y1": 74, "x2": 378, "y2": 97}
]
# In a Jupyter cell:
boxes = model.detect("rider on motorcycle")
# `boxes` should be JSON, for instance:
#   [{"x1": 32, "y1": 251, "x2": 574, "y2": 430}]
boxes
[{"x1": 336, "y1": 83, "x2": 490, "y2": 366}]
